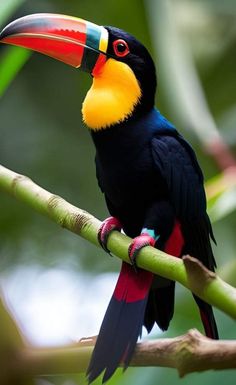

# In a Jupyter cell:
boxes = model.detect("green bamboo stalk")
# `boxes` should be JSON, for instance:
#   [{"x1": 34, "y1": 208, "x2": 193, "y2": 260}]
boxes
[{"x1": 0, "y1": 164, "x2": 236, "y2": 320}]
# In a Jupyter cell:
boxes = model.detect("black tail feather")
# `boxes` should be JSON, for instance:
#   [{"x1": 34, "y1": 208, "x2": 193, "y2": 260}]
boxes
[
  {"x1": 87, "y1": 296, "x2": 148, "y2": 384},
  {"x1": 193, "y1": 294, "x2": 219, "y2": 339},
  {"x1": 87, "y1": 296, "x2": 124, "y2": 382},
  {"x1": 144, "y1": 281, "x2": 175, "y2": 332}
]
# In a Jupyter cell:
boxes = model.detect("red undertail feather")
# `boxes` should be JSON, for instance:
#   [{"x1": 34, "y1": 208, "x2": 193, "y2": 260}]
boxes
[
  {"x1": 164, "y1": 221, "x2": 184, "y2": 257},
  {"x1": 114, "y1": 262, "x2": 153, "y2": 302}
]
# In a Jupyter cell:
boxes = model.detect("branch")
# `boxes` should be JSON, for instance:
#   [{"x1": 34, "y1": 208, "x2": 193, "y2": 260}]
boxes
[
  {"x1": 132, "y1": 329, "x2": 236, "y2": 375},
  {"x1": 0, "y1": 164, "x2": 236, "y2": 320},
  {"x1": 13, "y1": 330, "x2": 236, "y2": 378}
]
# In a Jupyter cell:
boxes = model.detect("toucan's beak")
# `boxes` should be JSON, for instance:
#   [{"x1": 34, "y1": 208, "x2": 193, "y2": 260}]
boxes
[{"x1": 0, "y1": 13, "x2": 109, "y2": 75}]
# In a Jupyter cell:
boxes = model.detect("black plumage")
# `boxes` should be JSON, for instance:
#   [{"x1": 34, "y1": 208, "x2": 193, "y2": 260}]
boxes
[
  {"x1": 89, "y1": 106, "x2": 218, "y2": 382},
  {"x1": 85, "y1": 27, "x2": 218, "y2": 382}
]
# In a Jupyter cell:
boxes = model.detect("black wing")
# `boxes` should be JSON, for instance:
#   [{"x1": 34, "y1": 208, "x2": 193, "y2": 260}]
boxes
[{"x1": 151, "y1": 134, "x2": 216, "y2": 270}]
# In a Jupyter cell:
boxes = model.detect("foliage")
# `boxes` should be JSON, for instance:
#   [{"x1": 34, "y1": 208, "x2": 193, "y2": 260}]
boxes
[{"x1": 0, "y1": 0, "x2": 30, "y2": 97}]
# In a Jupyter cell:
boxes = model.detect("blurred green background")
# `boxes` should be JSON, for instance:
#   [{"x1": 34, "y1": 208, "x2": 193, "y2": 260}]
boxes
[{"x1": 0, "y1": 0, "x2": 236, "y2": 384}]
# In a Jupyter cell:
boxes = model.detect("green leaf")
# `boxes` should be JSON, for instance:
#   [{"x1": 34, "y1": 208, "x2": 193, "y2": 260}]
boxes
[
  {"x1": 0, "y1": 46, "x2": 31, "y2": 97},
  {"x1": 0, "y1": 0, "x2": 30, "y2": 97}
]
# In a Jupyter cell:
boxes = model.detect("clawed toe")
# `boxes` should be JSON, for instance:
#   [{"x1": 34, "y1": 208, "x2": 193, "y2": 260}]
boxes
[
  {"x1": 98, "y1": 217, "x2": 122, "y2": 253},
  {"x1": 128, "y1": 234, "x2": 156, "y2": 272}
]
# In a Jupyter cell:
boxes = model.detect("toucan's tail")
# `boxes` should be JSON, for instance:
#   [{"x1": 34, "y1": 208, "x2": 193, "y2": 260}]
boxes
[
  {"x1": 87, "y1": 221, "x2": 185, "y2": 383},
  {"x1": 193, "y1": 294, "x2": 219, "y2": 339},
  {"x1": 87, "y1": 262, "x2": 153, "y2": 383},
  {"x1": 144, "y1": 280, "x2": 175, "y2": 333}
]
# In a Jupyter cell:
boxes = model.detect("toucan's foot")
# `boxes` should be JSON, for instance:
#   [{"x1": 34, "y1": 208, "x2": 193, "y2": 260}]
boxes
[
  {"x1": 128, "y1": 234, "x2": 156, "y2": 272},
  {"x1": 98, "y1": 216, "x2": 122, "y2": 253}
]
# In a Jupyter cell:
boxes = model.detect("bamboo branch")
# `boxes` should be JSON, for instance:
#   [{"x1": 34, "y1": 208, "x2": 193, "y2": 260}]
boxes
[
  {"x1": 13, "y1": 330, "x2": 236, "y2": 378},
  {"x1": 0, "y1": 164, "x2": 236, "y2": 320}
]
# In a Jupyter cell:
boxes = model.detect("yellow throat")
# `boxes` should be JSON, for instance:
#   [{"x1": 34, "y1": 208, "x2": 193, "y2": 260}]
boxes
[{"x1": 82, "y1": 59, "x2": 142, "y2": 130}]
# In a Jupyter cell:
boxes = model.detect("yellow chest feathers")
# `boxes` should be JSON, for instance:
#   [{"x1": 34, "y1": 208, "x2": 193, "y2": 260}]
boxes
[{"x1": 82, "y1": 59, "x2": 141, "y2": 130}]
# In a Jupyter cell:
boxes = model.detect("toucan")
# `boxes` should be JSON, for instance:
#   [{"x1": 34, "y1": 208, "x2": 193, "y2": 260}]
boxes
[{"x1": 0, "y1": 13, "x2": 218, "y2": 383}]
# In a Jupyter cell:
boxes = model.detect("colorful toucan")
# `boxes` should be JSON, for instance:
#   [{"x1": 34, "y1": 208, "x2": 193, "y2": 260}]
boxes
[{"x1": 0, "y1": 13, "x2": 218, "y2": 383}]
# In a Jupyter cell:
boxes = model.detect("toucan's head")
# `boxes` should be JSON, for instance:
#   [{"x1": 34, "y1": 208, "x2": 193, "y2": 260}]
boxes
[{"x1": 0, "y1": 14, "x2": 157, "y2": 130}]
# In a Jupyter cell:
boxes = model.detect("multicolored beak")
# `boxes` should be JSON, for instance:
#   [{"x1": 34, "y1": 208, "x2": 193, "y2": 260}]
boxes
[{"x1": 0, "y1": 13, "x2": 109, "y2": 74}]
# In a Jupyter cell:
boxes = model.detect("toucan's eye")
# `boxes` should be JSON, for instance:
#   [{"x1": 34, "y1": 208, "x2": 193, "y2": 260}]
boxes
[{"x1": 113, "y1": 39, "x2": 130, "y2": 57}]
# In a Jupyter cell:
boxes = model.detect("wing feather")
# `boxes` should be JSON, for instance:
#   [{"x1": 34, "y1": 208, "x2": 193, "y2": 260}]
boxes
[{"x1": 151, "y1": 134, "x2": 216, "y2": 270}]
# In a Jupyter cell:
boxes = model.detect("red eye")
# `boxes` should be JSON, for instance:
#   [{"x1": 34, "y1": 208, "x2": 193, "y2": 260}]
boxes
[{"x1": 113, "y1": 39, "x2": 130, "y2": 57}]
